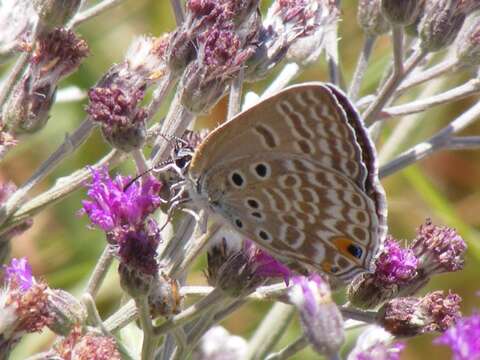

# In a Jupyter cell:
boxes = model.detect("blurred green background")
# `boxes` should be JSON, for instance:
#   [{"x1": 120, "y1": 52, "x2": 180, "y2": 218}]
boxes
[{"x1": 2, "y1": 0, "x2": 480, "y2": 358}]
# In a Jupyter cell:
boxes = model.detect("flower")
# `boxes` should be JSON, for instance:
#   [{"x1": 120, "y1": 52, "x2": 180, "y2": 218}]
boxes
[
  {"x1": 87, "y1": 36, "x2": 168, "y2": 151},
  {"x1": 5, "y1": 257, "x2": 34, "y2": 291},
  {"x1": 381, "y1": 0, "x2": 423, "y2": 26},
  {"x1": 418, "y1": 0, "x2": 476, "y2": 52},
  {"x1": 207, "y1": 237, "x2": 291, "y2": 297},
  {"x1": 434, "y1": 313, "x2": 480, "y2": 360},
  {"x1": 288, "y1": 274, "x2": 344, "y2": 356},
  {"x1": 357, "y1": 0, "x2": 391, "y2": 36},
  {"x1": 54, "y1": 325, "x2": 121, "y2": 360},
  {"x1": 82, "y1": 167, "x2": 162, "y2": 232},
  {"x1": 456, "y1": 12, "x2": 480, "y2": 66},
  {"x1": 410, "y1": 219, "x2": 466, "y2": 275},
  {"x1": 375, "y1": 237, "x2": 418, "y2": 285},
  {"x1": 193, "y1": 326, "x2": 247, "y2": 360},
  {"x1": 378, "y1": 291, "x2": 462, "y2": 337},
  {"x1": 0, "y1": 257, "x2": 52, "y2": 346},
  {"x1": 82, "y1": 167, "x2": 163, "y2": 297},
  {"x1": 2, "y1": 28, "x2": 88, "y2": 134},
  {"x1": 347, "y1": 325, "x2": 405, "y2": 360},
  {"x1": 347, "y1": 237, "x2": 418, "y2": 309}
]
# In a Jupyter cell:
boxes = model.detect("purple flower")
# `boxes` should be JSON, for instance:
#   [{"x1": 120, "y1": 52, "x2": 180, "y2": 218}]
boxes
[
  {"x1": 243, "y1": 240, "x2": 291, "y2": 284},
  {"x1": 5, "y1": 257, "x2": 34, "y2": 291},
  {"x1": 81, "y1": 167, "x2": 162, "y2": 232},
  {"x1": 435, "y1": 313, "x2": 480, "y2": 360},
  {"x1": 410, "y1": 219, "x2": 466, "y2": 275},
  {"x1": 347, "y1": 325, "x2": 405, "y2": 360},
  {"x1": 375, "y1": 237, "x2": 418, "y2": 285},
  {"x1": 288, "y1": 274, "x2": 344, "y2": 356},
  {"x1": 206, "y1": 238, "x2": 291, "y2": 297}
]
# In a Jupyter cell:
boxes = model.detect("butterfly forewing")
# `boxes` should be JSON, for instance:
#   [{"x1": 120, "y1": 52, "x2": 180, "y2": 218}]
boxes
[{"x1": 187, "y1": 82, "x2": 387, "y2": 282}]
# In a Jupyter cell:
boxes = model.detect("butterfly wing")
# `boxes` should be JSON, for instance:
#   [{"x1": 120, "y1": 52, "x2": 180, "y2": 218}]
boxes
[{"x1": 188, "y1": 82, "x2": 387, "y2": 281}]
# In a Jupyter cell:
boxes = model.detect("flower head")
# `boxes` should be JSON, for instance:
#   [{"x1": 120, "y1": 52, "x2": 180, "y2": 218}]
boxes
[
  {"x1": 5, "y1": 257, "x2": 34, "y2": 292},
  {"x1": 375, "y1": 237, "x2": 418, "y2": 285},
  {"x1": 1, "y1": 258, "x2": 52, "y2": 338},
  {"x1": 207, "y1": 237, "x2": 291, "y2": 297},
  {"x1": 82, "y1": 167, "x2": 162, "y2": 232},
  {"x1": 381, "y1": 0, "x2": 423, "y2": 26},
  {"x1": 378, "y1": 291, "x2": 462, "y2": 337},
  {"x1": 347, "y1": 237, "x2": 419, "y2": 309},
  {"x1": 193, "y1": 326, "x2": 247, "y2": 360},
  {"x1": 456, "y1": 13, "x2": 480, "y2": 66},
  {"x1": 435, "y1": 313, "x2": 480, "y2": 360},
  {"x1": 54, "y1": 325, "x2": 121, "y2": 360},
  {"x1": 2, "y1": 29, "x2": 88, "y2": 134},
  {"x1": 357, "y1": 0, "x2": 391, "y2": 36},
  {"x1": 347, "y1": 325, "x2": 405, "y2": 360},
  {"x1": 410, "y1": 219, "x2": 466, "y2": 275},
  {"x1": 288, "y1": 274, "x2": 344, "y2": 356}
]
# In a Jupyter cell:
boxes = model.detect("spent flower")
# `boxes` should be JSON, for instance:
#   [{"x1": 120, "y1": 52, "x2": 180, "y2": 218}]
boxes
[
  {"x1": 456, "y1": 12, "x2": 480, "y2": 66},
  {"x1": 378, "y1": 291, "x2": 462, "y2": 337},
  {"x1": 2, "y1": 28, "x2": 88, "y2": 134},
  {"x1": 381, "y1": 0, "x2": 424, "y2": 26},
  {"x1": 410, "y1": 219, "x2": 466, "y2": 276}
]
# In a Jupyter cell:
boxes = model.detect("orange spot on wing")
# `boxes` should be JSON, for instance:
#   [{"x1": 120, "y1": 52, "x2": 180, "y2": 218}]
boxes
[{"x1": 332, "y1": 236, "x2": 362, "y2": 263}]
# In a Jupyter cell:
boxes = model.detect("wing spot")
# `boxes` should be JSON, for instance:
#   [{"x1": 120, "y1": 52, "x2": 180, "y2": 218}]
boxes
[
  {"x1": 257, "y1": 229, "x2": 272, "y2": 242},
  {"x1": 254, "y1": 124, "x2": 278, "y2": 149},
  {"x1": 230, "y1": 171, "x2": 245, "y2": 188},
  {"x1": 250, "y1": 162, "x2": 271, "y2": 179},
  {"x1": 279, "y1": 174, "x2": 302, "y2": 188},
  {"x1": 296, "y1": 139, "x2": 315, "y2": 154},
  {"x1": 250, "y1": 211, "x2": 264, "y2": 220},
  {"x1": 246, "y1": 198, "x2": 261, "y2": 209},
  {"x1": 353, "y1": 227, "x2": 368, "y2": 243},
  {"x1": 235, "y1": 219, "x2": 243, "y2": 229}
]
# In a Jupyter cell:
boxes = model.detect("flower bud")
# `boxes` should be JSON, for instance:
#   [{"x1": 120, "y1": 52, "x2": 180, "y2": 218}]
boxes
[
  {"x1": 378, "y1": 291, "x2": 461, "y2": 337},
  {"x1": 0, "y1": 0, "x2": 37, "y2": 63},
  {"x1": 347, "y1": 325, "x2": 405, "y2": 360},
  {"x1": 33, "y1": 0, "x2": 81, "y2": 30},
  {"x1": 357, "y1": 0, "x2": 391, "y2": 36},
  {"x1": 419, "y1": 0, "x2": 472, "y2": 52},
  {"x1": 2, "y1": 29, "x2": 88, "y2": 134},
  {"x1": 456, "y1": 13, "x2": 480, "y2": 66},
  {"x1": 193, "y1": 326, "x2": 247, "y2": 360},
  {"x1": 47, "y1": 289, "x2": 86, "y2": 335},
  {"x1": 148, "y1": 273, "x2": 182, "y2": 318},
  {"x1": 381, "y1": 0, "x2": 423, "y2": 26},
  {"x1": 289, "y1": 275, "x2": 344, "y2": 357},
  {"x1": 119, "y1": 262, "x2": 155, "y2": 299},
  {"x1": 207, "y1": 238, "x2": 290, "y2": 297}
]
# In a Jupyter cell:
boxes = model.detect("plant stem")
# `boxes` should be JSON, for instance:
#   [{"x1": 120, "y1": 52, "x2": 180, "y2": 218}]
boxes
[
  {"x1": 244, "y1": 303, "x2": 295, "y2": 360},
  {"x1": 227, "y1": 69, "x2": 244, "y2": 120},
  {"x1": 85, "y1": 245, "x2": 114, "y2": 298},
  {"x1": 170, "y1": 0, "x2": 185, "y2": 26},
  {"x1": 153, "y1": 287, "x2": 225, "y2": 336},
  {"x1": 0, "y1": 119, "x2": 96, "y2": 225},
  {"x1": 136, "y1": 296, "x2": 157, "y2": 360},
  {"x1": 150, "y1": 90, "x2": 195, "y2": 165},
  {"x1": 379, "y1": 100, "x2": 480, "y2": 178},
  {"x1": 260, "y1": 63, "x2": 301, "y2": 100},
  {"x1": 348, "y1": 35, "x2": 376, "y2": 101},
  {"x1": 104, "y1": 299, "x2": 137, "y2": 333},
  {"x1": 340, "y1": 306, "x2": 377, "y2": 323},
  {"x1": 379, "y1": 78, "x2": 480, "y2": 119},
  {"x1": 68, "y1": 0, "x2": 127, "y2": 28},
  {"x1": 265, "y1": 337, "x2": 308, "y2": 360},
  {"x1": 363, "y1": 43, "x2": 426, "y2": 125}
]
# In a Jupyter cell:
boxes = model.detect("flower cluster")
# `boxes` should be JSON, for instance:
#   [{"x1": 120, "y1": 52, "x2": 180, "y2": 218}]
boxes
[
  {"x1": 435, "y1": 313, "x2": 480, "y2": 360},
  {"x1": 348, "y1": 219, "x2": 466, "y2": 309},
  {"x1": 82, "y1": 167, "x2": 162, "y2": 296}
]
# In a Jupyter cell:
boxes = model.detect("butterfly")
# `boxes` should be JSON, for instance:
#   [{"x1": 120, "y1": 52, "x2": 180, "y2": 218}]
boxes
[{"x1": 167, "y1": 82, "x2": 387, "y2": 282}]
